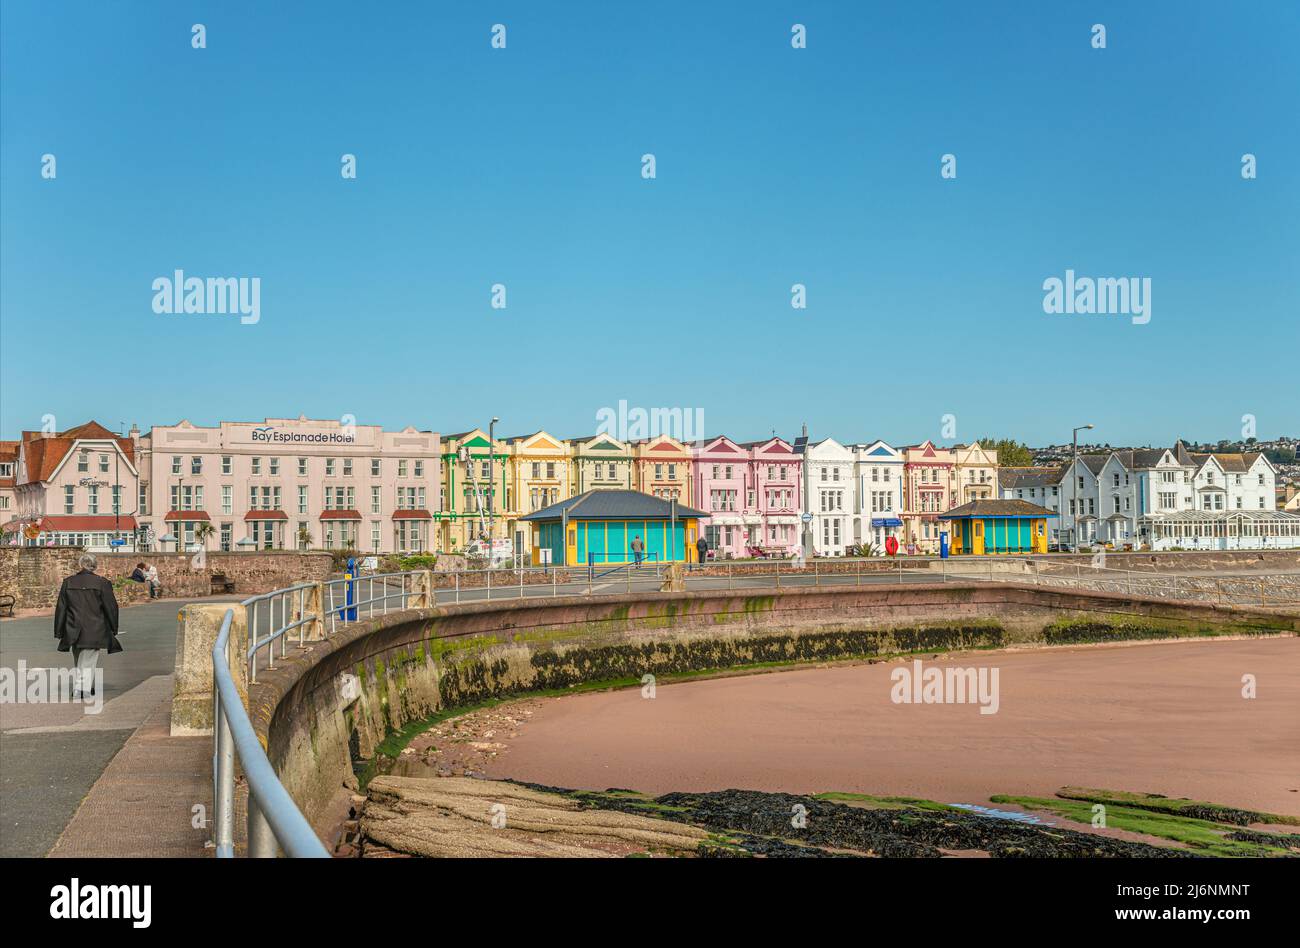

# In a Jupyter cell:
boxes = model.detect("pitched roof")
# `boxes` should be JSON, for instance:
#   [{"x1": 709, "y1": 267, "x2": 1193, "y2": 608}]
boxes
[
  {"x1": 737, "y1": 436, "x2": 794, "y2": 452},
  {"x1": 17, "y1": 421, "x2": 134, "y2": 483},
  {"x1": 520, "y1": 489, "x2": 706, "y2": 521},
  {"x1": 941, "y1": 499, "x2": 1057, "y2": 519},
  {"x1": 1080, "y1": 454, "x2": 1110, "y2": 474},
  {"x1": 998, "y1": 465, "x2": 1065, "y2": 489},
  {"x1": 1113, "y1": 448, "x2": 1171, "y2": 469},
  {"x1": 1190, "y1": 451, "x2": 1263, "y2": 474}
]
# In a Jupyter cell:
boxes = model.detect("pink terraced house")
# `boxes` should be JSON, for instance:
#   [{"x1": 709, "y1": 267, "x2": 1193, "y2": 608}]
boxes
[{"x1": 693, "y1": 436, "x2": 803, "y2": 558}]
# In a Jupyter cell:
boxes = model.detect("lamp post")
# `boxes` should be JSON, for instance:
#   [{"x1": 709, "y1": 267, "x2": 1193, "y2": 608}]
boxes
[
  {"x1": 175, "y1": 475, "x2": 184, "y2": 553},
  {"x1": 113, "y1": 424, "x2": 121, "y2": 549},
  {"x1": 799, "y1": 423, "x2": 813, "y2": 562},
  {"x1": 488, "y1": 416, "x2": 499, "y2": 561},
  {"x1": 1072, "y1": 423, "x2": 1094, "y2": 551}
]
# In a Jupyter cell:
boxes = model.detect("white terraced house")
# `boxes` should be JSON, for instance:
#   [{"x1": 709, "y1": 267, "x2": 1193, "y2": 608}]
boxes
[
  {"x1": 1001, "y1": 442, "x2": 1300, "y2": 550},
  {"x1": 850, "y1": 440, "x2": 905, "y2": 553},
  {"x1": 801, "y1": 437, "x2": 855, "y2": 556},
  {"x1": 998, "y1": 465, "x2": 1066, "y2": 545}
]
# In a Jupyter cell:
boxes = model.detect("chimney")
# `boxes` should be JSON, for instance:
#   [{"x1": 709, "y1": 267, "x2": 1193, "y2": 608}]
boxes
[{"x1": 801, "y1": 422, "x2": 808, "y2": 439}]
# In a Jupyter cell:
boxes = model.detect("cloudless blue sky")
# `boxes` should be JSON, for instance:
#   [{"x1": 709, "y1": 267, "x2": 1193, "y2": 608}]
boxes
[{"x1": 2, "y1": 1, "x2": 1297, "y2": 447}]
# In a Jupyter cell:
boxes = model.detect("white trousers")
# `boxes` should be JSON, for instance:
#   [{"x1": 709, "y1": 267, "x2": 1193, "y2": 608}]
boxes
[{"x1": 71, "y1": 647, "x2": 101, "y2": 695}]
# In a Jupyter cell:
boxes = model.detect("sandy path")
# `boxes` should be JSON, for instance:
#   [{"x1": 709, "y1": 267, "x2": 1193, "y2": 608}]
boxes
[{"x1": 483, "y1": 637, "x2": 1300, "y2": 817}]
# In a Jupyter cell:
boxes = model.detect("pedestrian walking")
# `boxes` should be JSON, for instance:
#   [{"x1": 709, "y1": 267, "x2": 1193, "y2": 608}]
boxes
[
  {"x1": 630, "y1": 534, "x2": 644, "y2": 567},
  {"x1": 53, "y1": 553, "x2": 122, "y2": 700},
  {"x1": 695, "y1": 535, "x2": 709, "y2": 569}
]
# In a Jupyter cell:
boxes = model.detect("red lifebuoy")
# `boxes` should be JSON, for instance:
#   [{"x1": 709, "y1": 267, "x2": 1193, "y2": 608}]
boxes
[{"x1": 885, "y1": 536, "x2": 899, "y2": 556}]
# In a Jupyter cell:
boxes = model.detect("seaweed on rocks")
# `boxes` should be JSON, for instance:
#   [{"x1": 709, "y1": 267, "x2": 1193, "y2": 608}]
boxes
[{"x1": 509, "y1": 782, "x2": 1194, "y2": 858}]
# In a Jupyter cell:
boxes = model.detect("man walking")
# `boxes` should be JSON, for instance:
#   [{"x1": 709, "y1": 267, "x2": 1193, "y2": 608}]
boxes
[
  {"x1": 630, "y1": 534, "x2": 644, "y2": 567},
  {"x1": 695, "y1": 534, "x2": 709, "y2": 569},
  {"x1": 54, "y1": 553, "x2": 122, "y2": 700}
]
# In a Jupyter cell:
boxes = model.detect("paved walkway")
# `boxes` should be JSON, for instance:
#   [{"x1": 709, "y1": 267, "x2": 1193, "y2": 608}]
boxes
[
  {"x1": 47, "y1": 695, "x2": 210, "y2": 858},
  {"x1": 0, "y1": 596, "x2": 236, "y2": 857}
]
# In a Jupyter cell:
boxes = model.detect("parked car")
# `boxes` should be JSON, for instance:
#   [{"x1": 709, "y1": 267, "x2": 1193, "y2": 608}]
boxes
[{"x1": 464, "y1": 538, "x2": 515, "y2": 568}]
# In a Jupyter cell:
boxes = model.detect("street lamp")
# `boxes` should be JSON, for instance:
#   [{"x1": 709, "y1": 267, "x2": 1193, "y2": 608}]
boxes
[
  {"x1": 1072, "y1": 423, "x2": 1094, "y2": 552},
  {"x1": 488, "y1": 416, "x2": 499, "y2": 561}
]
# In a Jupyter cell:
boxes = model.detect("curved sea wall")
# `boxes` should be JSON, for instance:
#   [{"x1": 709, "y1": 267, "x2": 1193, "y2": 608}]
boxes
[{"x1": 244, "y1": 582, "x2": 1299, "y2": 836}]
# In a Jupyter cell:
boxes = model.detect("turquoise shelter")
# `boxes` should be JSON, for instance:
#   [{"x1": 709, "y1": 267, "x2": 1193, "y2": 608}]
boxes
[
  {"x1": 521, "y1": 490, "x2": 707, "y2": 566},
  {"x1": 939, "y1": 499, "x2": 1055, "y2": 555}
]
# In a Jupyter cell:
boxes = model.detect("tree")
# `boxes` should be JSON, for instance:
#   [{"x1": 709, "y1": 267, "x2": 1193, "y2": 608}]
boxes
[
  {"x1": 193, "y1": 521, "x2": 215, "y2": 548},
  {"x1": 976, "y1": 437, "x2": 1033, "y2": 467}
]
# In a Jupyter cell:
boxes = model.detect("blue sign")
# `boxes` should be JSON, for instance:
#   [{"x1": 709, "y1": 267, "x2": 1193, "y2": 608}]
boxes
[{"x1": 109, "y1": 539, "x2": 127, "y2": 547}]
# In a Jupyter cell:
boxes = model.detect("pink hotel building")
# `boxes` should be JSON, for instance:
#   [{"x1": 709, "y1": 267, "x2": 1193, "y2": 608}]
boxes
[
  {"x1": 3, "y1": 417, "x2": 441, "y2": 554},
  {"x1": 138, "y1": 418, "x2": 440, "y2": 553},
  {"x1": 692, "y1": 436, "x2": 803, "y2": 558}
]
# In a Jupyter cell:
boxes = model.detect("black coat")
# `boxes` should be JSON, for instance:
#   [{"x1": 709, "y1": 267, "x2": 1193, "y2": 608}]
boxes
[{"x1": 54, "y1": 569, "x2": 122, "y2": 653}]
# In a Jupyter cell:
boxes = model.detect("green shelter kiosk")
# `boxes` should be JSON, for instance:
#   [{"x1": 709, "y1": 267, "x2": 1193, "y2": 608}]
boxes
[
  {"x1": 939, "y1": 499, "x2": 1056, "y2": 555},
  {"x1": 522, "y1": 489, "x2": 707, "y2": 566}
]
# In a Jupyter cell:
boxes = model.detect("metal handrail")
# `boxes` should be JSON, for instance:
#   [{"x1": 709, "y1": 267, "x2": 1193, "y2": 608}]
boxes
[{"x1": 212, "y1": 607, "x2": 329, "y2": 858}]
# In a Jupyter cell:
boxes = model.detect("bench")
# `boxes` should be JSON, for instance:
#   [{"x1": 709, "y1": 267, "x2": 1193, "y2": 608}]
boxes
[
  {"x1": 210, "y1": 573, "x2": 236, "y2": 595},
  {"x1": 0, "y1": 594, "x2": 14, "y2": 617}
]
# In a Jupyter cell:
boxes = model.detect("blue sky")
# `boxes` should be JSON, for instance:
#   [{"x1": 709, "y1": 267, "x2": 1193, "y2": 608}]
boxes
[{"x1": 2, "y1": 1, "x2": 1297, "y2": 447}]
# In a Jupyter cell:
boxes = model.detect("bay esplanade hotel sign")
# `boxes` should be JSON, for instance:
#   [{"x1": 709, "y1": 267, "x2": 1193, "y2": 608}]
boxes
[
  {"x1": 225, "y1": 419, "x2": 374, "y2": 449},
  {"x1": 247, "y1": 425, "x2": 359, "y2": 446}
]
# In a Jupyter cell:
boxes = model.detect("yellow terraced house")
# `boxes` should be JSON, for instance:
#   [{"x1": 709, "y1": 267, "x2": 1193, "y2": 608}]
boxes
[
  {"x1": 507, "y1": 431, "x2": 574, "y2": 556},
  {"x1": 631, "y1": 435, "x2": 693, "y2": 502},
  {"x1": 567, "y1": 434, "x2": 634, "y2": 492},
  {"x1": 952, "y1": 441, "x2": 1000, "y2": 505}
]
